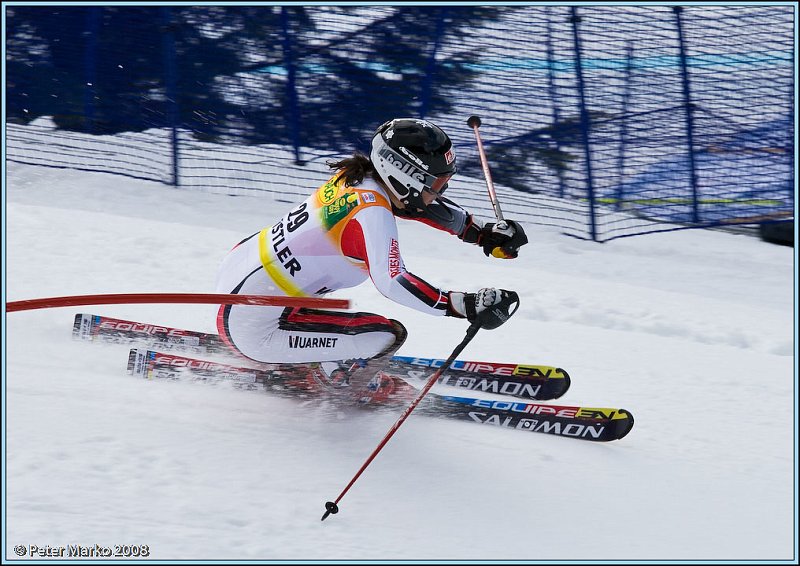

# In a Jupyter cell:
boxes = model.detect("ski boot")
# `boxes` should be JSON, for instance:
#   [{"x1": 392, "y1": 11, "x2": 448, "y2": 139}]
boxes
[
  {"x1": 317, "y1": 360, "x2": 358, "y2": 388},
  {"x1": 347, "y1": 320, "x2": 408, "y2": 404},
  {"x1": 312, "y1": 319, "x2": 408, "y2": 402}
]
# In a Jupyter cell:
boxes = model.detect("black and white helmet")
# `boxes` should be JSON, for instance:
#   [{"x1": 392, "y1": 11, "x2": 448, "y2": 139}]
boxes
[{"x1": 370, "y1": 118, "x2": 457, "y2": 211}]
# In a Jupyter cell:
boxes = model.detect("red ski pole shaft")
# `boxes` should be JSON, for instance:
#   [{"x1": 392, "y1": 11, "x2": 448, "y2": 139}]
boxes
[
  {"x1": 467, "y1": 115, "x2": 507, "y2": 229},
  {"x1": 321, "y1": 322, "x2": 481, "y2": 521}
]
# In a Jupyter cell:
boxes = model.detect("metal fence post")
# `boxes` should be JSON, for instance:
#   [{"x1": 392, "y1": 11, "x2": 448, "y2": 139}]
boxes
[
  {"x1": 162, "y1": 7, "x2": 180, "y2": 186},
  {"x1": 83, "y1": 7, "x2": 100, "y2": 134},
  {"x1": 545, "y1": 7, "x2": 566, "y2": 199},
  {"x1": 419, "y1": 7, "x2": 447, "y2": 119},
  {"x1": 673, "y1": 6, "x2": 700, "y2": 224},
  {"x1": 161, "y1": 6, "x2": 180, "y2": 187},
  {"x1": 570, "y1": 7, "x2": 598, "y2": 242},
  {"x1": 614, "y1": 41, "x2": 635, "y2": 211},
  {"x1": 281, "y1": 7, "x2": 302, "y2": 165}
]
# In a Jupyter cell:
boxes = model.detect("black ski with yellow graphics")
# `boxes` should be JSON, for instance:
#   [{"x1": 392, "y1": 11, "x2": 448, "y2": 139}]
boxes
[
  {"x1": 74, "y1": 313, "x2": 569, "y2": 401},
  {"x1": 126, "y1": 348, "x2": 632, "y2": 442}
]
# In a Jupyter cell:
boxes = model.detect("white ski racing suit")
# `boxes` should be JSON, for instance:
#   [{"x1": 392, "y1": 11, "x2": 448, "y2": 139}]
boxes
[{"x1": 215, "y1": 173, "x2": 480, "y2": 363}]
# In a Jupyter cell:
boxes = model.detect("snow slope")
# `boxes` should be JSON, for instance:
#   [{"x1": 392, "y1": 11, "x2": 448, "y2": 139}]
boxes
[{"x1": 4, "y1": 163, "x2": 796, "y2": 561}]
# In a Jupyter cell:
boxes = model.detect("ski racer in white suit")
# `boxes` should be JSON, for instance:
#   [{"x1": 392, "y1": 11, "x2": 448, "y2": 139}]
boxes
[{"x1": 215, "y1": 118, "x2": 528, "y2": 386}]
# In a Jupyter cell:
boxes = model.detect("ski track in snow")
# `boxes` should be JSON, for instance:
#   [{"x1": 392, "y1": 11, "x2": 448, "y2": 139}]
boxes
[{"x1": 5, "y1": 163, "x2": 796, "y2": 561}]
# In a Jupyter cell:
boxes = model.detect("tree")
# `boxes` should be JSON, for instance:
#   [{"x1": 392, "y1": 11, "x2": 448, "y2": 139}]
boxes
[
  {"x1": 219, "y1": 6, "x2": 508, "y2": 153},
  {"x1": 6, "y1": 6, "x2": 245, "y2": 137},
  {"x1": 7, "y1": 5, "x2": 508, "y2": 152}
]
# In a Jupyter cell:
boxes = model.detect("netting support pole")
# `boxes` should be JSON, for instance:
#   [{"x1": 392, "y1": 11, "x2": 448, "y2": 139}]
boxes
[
  {"x1": 569, "y1": 7, "x2": 599, "y2": 242},
  {"x1": 83, "y1": 7, "x2": 100, "y2": 135},
  {"x1": 281, "y1": 7, "x2": 303, "y2": 166},
  {"x1": 673, "y1": 6, "x2": 700, "y2": 224},
  {"x1": 162, "y1": 6, "x2": 180, "y2": 187},
  {"x1": 545, "y1": 7, "x2": 566, "y2": 200},
  {"x1": 614, "y1": 41, "x2": 635, "y2": 212},
  {"x1": 419, "y1": 7, "x2": 447, "y2": 119}
]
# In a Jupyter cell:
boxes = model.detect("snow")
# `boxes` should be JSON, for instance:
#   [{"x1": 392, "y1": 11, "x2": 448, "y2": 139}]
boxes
[{"x1": 5, "y1": 162, "x2": 796, "y2": 561}]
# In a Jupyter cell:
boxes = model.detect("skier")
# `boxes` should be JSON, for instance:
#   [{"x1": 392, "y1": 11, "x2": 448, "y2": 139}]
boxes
[{"x1": 215, "y1": 118, "x2": 528, "y2": 393}]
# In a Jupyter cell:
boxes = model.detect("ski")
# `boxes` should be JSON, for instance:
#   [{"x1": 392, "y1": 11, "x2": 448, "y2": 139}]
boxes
[
  {"x1": 73, "y1": 313, "x2": 225, "y2": 354},
  {"x1": 75, "y1": 313, "x2": 569, "y2": 400},
  {"x1": 126, "y1": 347, "x2": 322, "y2": 396},
  {"x1": 127, "y1": 348, "x2": 633, "y2": 442},
  {"x1": 427, "y1": 396, "x2": 633, "y2": 442}
]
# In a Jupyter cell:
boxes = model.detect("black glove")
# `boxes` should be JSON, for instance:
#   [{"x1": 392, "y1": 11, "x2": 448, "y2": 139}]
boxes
[
  {"x1": 479, "y1": 220, "x2": 528, "y2": 259},
  {"x1": 447, "y1": 288, "x2": 520, "y2": 330}
]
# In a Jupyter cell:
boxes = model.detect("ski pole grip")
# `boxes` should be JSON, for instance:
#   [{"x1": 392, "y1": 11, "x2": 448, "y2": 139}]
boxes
[{"x1": 475, "y1": 290, "x2": 520, "y2": 330}]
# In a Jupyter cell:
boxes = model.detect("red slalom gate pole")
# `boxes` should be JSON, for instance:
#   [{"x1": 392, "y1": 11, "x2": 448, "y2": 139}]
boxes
[
  {"x1": 6, "y1": 293, "x2": 350, "y2": 313},
  {"x1": 321, "y1": 321, "x2": 482, "y2": 521}
]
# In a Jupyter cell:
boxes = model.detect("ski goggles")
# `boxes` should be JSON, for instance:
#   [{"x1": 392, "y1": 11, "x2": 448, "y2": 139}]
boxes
[{"x1": 424, "y1": 174, "x2": 452, "y2": 197}]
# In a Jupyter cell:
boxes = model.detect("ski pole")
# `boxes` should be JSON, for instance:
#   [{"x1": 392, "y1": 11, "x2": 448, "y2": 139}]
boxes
[
  {"x1": 321, "y1": 290, "x2": 520, "y2": 521},
  {"x1": 467, "y1": 115, "x2": 507, "y2": 230},
  {"x1": 321, "y1": 321, "x2": 481, "y2": 521}
]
